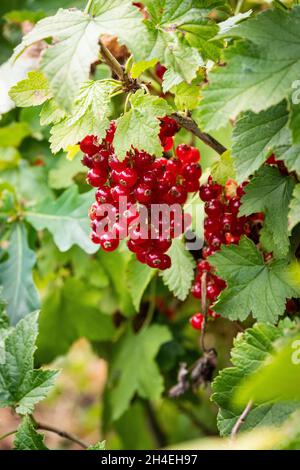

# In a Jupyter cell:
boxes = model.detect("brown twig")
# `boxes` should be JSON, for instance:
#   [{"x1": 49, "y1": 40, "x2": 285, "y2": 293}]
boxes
[
  {"x1": 36, "y1": 422, "x2": 88, "y2": 449},
  {"x1": 231, "y1": 400, "x2": 253, "y2": 439},
  {"x1": 98, "y1": 39, "x2": 227, "y2": 155},
  {"x1": 200, "y1": 271, "x2": 209, "y2": 353},
  {"x1": 172, "y1": 113, "x2": 227, "y2": 155}
]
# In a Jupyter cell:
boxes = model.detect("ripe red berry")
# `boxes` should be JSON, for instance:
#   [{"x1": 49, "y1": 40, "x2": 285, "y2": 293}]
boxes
[
  {"x1": 80, "y1": 135, "x2": 100, "y2": 156},
  {"x1": 190, "y1": 313, "x2": 204, "y2": 330},
  {"x1": 205, "y1": 199, "x2": 224, "y2": 218},
  {"x1": 206, "y1": 283, "x2": 222, "y2": 300},
  {"x1": 99, "y1": 232, "x2": 119, "y2": 252},
  {"x1": 199, "y1": 184, "x2": 215, "y2": 202},
  {"x1": 105, "y1": 121, "x2": 116, "y2": 143},
  {"x1": 134, "y1": 183, "x2": 153, "y2": 203},
  {"x1": 229, "y1": 196, "x2": 241, "y2": 214},
  {"x1": 110, "y1": 184, "x2": 130, "y2": 202},
  {"x1": 155, "y1": 62, "x2": 167, "y2": 80},
  {"x1": 153, "y1": 236, "x2": 171, "y2": 253},
  {"x1": 167, "y1": 185, "x2": 187, "y2": 205},
  {"x1": 181, "y1": 163, "x2": 202, "y2": 180},
  {"x1": 191, "y1": 282, "x2": 202, "y2": 299},
  {"x1": 87, "y1": 168, "x2": 107, "y2": 187},
  {"x1": 95, "y1": 187, "x2": 112, "y2": 204},
  {"x1": 118, "y1": 167, "x2": 138, "y2": 187},
  {"x1": 163, "y1": 136, "x2": 174, "y2": 152}
]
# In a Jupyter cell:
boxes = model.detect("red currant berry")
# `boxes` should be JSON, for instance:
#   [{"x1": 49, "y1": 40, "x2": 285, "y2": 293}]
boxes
[
  {"x1": 99, "y1": 232, "x2": 119, "y2": 252},
  {"x1": 87, "y1": 168, "x2": 107, "y2": 187},
  {"x1": 90, "y1": 231, "x2": 101, "y2": 244},
  {"x1": 199, "y1": 184, "x2": 215, "y2": 202},
  {"x1": 80, "y1": 135, "x2": 100, "y2": 156},
  {"x1": 206, "y1": 283, "x2": 222, "y2": 300},
  {"x1": 181, "y1": 163, "x2": 202, "y2": 180},
  {"x1": 229, "y1": 196, "x2": 241, "y2": 214},
  {"x1": 96, "y1": 187, "x2": 112, "y2": 204},
  {"x1": 110, "y1": 184, "x2": 130, "y2": 202},
  {"x1": 134, "y1": 183, "x2": 153, "y2": 204},
  {"x1": 155, "y1": 62, "x2": 167, "y2": 80},
  {"x1": 163, "y1": 136, "x2": 174, "y2": 152},
  {"x1": 105, "y1": 121, "x2": 116, "y2": 144},
  {"x1": 197, "y1": 260, "x2": 211, "y2": 273},
  {"x1": 118, "y1": 167, "x2": 138, "y2": 187},
  {"x1": 191, "y1": 282, "x2": 202, "y2": 299},
  {"x1": 160, "y1": 254, "x2": 171, "y2": 270},
  {"x1": 183, "y1": 179, "x2": 200, "y2": 193},
  {"x1": 153, "y1": 236, "x2": 171, "y2": 253},
  {"x1": 167, "y1": 185, "x2": 187, "y2": 205},
  {"x1": 189, "y1": 313, "x2": 204, "y2": 330},
  {"x1": 205, "y1": 199, "x2": 224, "y2": 218}
]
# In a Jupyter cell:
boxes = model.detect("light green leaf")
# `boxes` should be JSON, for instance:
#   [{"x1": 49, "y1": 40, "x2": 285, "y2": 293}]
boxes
[
  {"x1": 239, "y1": 165, "x2": 295, "y2": 257},
  {"x1": 110, "y1": 324, "x2": 171, "y2": 420},
  {"x1": 49, "y1": 80, "x2": 115, "y2": 153},
  {"x1": 0, "y1": 223, "x2": 40, "y2": 325},
  {"x1": 200, "y1": 8, "x2": 300, "y2": 131},
  {"x1": 212, "y1": 322, "x2": 298, "y2": 436},
  {"x1": 0, "y1": 312, "x2": 58, "y2": 414},
  {"x1": 130, "y1": 58, "x2": 158, "y2": 79},
  {"x1": 280, "y1": 144, "x2": 300, "y2": 176},
  {"x1": 48, "y1": 156, "x2": 84, "y2": 189},
  {"x1": 0, "y1": 147, "x2": 21, "y2": 171},
  {"x1": 87, "y1": 440, "x2": 106, "y2": 450},
  {"x1": 208, "y1": 236, "x2": 300, "y2": 323},
  {"x1": 114, "y1": 90, "x2": 172, "y2": 159},
  {"x1": 161, "y1": 238, "x2": 196, "y2": 301},
  {"x1": 13, "y1": 3, "x2": 147, "y2": 109},
  {"x1": 289, "y1": 103, "x2": 300, "y2": 144},
  {"x1": 9, "y1": 71, "x2": 52, "y2": 107},
  {"x1": 14, "y1": 416, "x2": 48, "y2": 450},
  {"x1": 25, "y1": 186, "x2": 96, "y2": 254},
  {"x1": 235, "y1": 329, "x2": 300, "y2": 406},
  {"x1": 0, "y1": 122, "x2": 31, "y2": 148},
  {"x1": 37, "y1": 278, "x2": 115, "y2": 364},
  {"x1": 172, "y1": 81, "x2": 201, "y2": 111},
  {"x1": 289, "y1": 184, "x2": 300, "y2": 231},
  {"x1": 232, "y1": 101, "x2": 290, "y2": 182},
  {"x1": 40, "y1": 99, "x2": 66, "y2": 126},
  {"x1": 126, "y1": 257, "x2": 155, "y2": 312},
  {"x1": 211, "y1": 150, "x2": 236, "y2": 185}
]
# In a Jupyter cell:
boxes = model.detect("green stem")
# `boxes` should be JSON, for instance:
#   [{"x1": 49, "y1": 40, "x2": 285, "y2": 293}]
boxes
[
  {"x1": 84, "y1": 0, "x2": 94, "y2": 14},
  {"x1": 234, "y1": 0, "x2": 244, "y2": 15},
  {"x1": 143, "y1": 275, "x2": 157, "y2": 330},
  {"x1": 0, "y1": 429, "x2": 17, "y2": 441}
]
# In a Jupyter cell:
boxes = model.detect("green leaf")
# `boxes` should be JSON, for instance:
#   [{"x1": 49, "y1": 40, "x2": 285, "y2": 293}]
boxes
[
  {"x1": 25, "y1": 186, "x2": 97, "y2": 254},
  {"x1": 200, "y1": 8, "x2": 300, "y2": 131},
  {"x1": 9, "y1": 71, "x2": 52, "y2": 107},
  {"x1": 211, "y1": 150, "x2": 236, "y2": 185},
  {"x1": 13, "y1": 3, "x2": 147, "y2": 109},
  {"x1": 87, "y1": 440, "x2": 106, "y2": 450},
  {"x1": 14, "y1": 416, "x2": 48, "y2": 450},
  {"x1": 130, "y1": 58, "x2": 158, "y2": 79},
  {"x1": 239, "y1": 166, "x2": 295, "y2": 257},
  {"x1": 142, "y1": 0, "x2": 223, "y2": 89},
  {"x1": 0, "y1": 148, "x2": 21, "y2": 171},
  {"x1": 114, "y1": 90, "x2": 172, "y2": 159},
  {"x1": 212, "y1": 322, "x2": 298, "y2": 436},
  {"x1": 39, "y1": 99, "x2": 66, "y2": 126},
  {"x1": 37, "y1": 278, "x2": 115, "y2": 364},
  {"x1": 110, "y1": 324, "x2": 171, "y2": 420},
  {"x1": 235, "y1": 329, "x2": 300, "y2": 406},
  {"x1": 48, "y1": 156, "x2": 84, "y2": 189},
  {"x1": 126, "y1": 257, "x2": 155, "y2": 312},
  {"x1": 289, "y1": 184, "x2": 300, "y2": 231},
  {"x1": 98, "y1": 250, "x2": 135, "y2": 317},
  {"x1": 289, "y1": 103, "x2": 300, "y2": 144},
  {"x1": 0, "y1": 223, "x2": 40, "y2": 325},
  {"x1": 172, "y1": 81, "x2": 201, "y2": 111},
  {"x1": 208, "y1": 236, "x2": 300, "y2": 323},
  {"x1": 0, "y1": 312, "x2": 58, "y2": 414},
  {"x1": 161, "y1": 238, "x2": 196, "y2": 301},
  {"x1": 49, "y1": 80, "x2": 115, "y2": 153},
  {"x1": 0, "y1": 122, "x2": 31, "y2": 147},
  {"x1": 232, "y1": 101, "x2": 290, "y2": 182},
  {"x1": 281, "y1": 145, "x2": 300, "y2": 176}
]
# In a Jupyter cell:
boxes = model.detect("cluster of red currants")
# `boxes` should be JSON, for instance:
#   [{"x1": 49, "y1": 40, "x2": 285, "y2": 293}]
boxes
[
  {"x1": 189, "y1": 177, "x2": 264, "y2": 330},
  {"x1": 80, "y1": 118, "x2": 202, "y2": 270}
]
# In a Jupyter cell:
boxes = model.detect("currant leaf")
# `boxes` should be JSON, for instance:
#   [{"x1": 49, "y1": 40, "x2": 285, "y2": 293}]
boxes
[{"x1": 208, "y1": 236, "x2": 300, "y2": 323}]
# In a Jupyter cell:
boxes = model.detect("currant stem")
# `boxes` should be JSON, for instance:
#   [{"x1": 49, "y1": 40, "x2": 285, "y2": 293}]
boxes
[
  {"x1": 200, "y1": 271, "x2": 209, "y2": 353},
  {"x1": 84, "y1": 0, "x2": 94, "y2": 15},
  {"x1": 231, "y1": 399, "x2": 253, "y2": 438}
]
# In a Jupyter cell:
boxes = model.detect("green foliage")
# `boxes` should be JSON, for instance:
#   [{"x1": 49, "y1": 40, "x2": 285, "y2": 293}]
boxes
[
  {"x1": 289, "y1": 184, "x2": 300, "y2": 231},
  {"x1": 114, "y1": 90, "x2": 172, "y2": 159},
  {"x1": 109, "y1": 324, "x2": 171, "y2": 420},
  {"x1": 209, "y1": 236, "x2": 300, "y2": 323},
  {"x1": 9, "y1": 71, "x2": 52, "y2": 107},
  {"x1": 212, "y1": 322, "x2": 298, "y2": 436},
  {"x1": 235, "y1": 327, "x2": 300, "y2": 405},
  {"x1": 211, "y1": 150, "x2": 236, "y2": 185},
  {"x1": 232, "y1": 101, "x2": 290, "y2": 182},
  {"x1": 200, "y1": 8, "x2": 300, "y2": 131},
  {"x1": 37, "y1": 278, "x2": 115, "y2": 364},
  {"x1": 0, "y1": 312, "x2": 58, "y2": 414},
  {"x1": 14, "y1": 416, "x2": 48, "y2": 450},
  {"x1": 161, "y1": 239, "x2": 196, "y2": 301},
  {"x1": 126, "y1": 258, "x2": 155, "y2": 312},
  {"x1": 25, "y1": 186, "x2": 96, "y2": 253},
  {"x1": 0, "y1": 223, "x2": 40, "y2": 325},
  {"x1": 239, "y1": 165, "x2": 295, "y2": 257}
]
